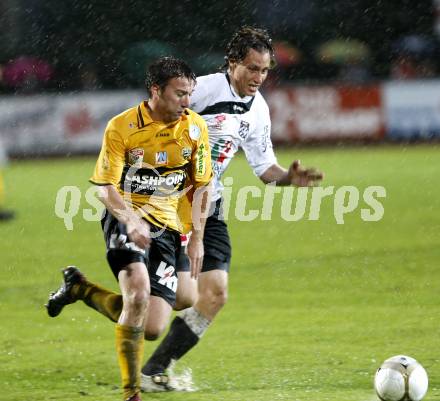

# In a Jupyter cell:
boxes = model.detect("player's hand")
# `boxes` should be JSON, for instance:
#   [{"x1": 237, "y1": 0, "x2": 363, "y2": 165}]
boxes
[
  {"x1": 187, "y1": 236, "x2": 204, "y2": 279},
  {"x1": 126, "y1": 217, "x2": 151, "y2": 249},
  {"x1": 288, "y1": 160, "x2": 323, "y2": 187}
]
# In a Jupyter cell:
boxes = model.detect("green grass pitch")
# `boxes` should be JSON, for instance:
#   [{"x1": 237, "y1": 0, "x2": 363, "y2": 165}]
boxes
[{"x1": 0, "y1": 145, "x2": 439, "y2": 401}]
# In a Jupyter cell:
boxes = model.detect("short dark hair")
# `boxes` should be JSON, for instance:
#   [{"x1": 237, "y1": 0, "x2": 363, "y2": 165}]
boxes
[
  {"x1": 145, "y1": 56, "x2": 196, "y2": 97},
  {"x1": 223, "y1": 26, "x2": 275, "y2": 69}
]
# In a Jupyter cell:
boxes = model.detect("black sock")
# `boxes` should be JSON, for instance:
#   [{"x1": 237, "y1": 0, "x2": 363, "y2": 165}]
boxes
[{"x1": 141, "y1": 316, "x2": 199, "y2": 375}]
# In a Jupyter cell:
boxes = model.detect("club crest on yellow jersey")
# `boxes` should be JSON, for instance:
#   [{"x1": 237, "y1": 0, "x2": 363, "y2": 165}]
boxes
[{"x1": 182, "y1": 148, "x2": 191, "y2": 160}]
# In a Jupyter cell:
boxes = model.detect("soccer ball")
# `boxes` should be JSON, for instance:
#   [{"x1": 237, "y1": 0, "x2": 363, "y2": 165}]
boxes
[{"x1": 374, "y1": 355, "x2": 428, "y2": 401}]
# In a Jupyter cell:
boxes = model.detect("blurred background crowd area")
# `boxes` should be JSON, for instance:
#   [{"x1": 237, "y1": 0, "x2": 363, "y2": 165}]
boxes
[{"x1": 1, "y1": 0, "x2": 440, "y2": 93}]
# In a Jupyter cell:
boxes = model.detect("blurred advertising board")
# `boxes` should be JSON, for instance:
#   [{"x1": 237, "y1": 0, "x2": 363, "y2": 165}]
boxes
[
  {"x1": 383, "y1": 81, "x2": 440, "y2": 139},
  {"x1": 265, "y1": 85, "x2": 385, "y2": 142},
  {"x1": 0, "y1": 91, "x2": 143, "y2": 156},
  {"x1": 1, "y1": 82, "x2": 439, "y2": 157}
]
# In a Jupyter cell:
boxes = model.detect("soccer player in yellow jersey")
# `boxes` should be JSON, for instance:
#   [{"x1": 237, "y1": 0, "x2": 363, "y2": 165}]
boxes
[{"x1": 47, "y1": 57, "x2": 212, "y2": 401}]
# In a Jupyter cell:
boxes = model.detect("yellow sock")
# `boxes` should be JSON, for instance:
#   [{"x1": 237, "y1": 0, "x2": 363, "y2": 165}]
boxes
[
  {"x1": 115, "y1": 324, "x2": 144, "y2": 400},
  {"x1": 72, "y1": 282, "x2": 122, "y2": 322}
]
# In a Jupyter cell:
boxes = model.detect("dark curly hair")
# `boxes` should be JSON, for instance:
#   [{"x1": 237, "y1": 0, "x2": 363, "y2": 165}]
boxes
[
  {"x1": 145, "y1": 56, "x2": 196, "y2": 97},
  {"x1": 223, "y1": 26, "x2": 275, "y2": 70}
]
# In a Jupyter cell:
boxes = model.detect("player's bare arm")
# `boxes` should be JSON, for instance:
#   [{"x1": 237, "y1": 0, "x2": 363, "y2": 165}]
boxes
[
  {"x1": 96, "y1": 184, "x2": 151, "y2": 249},
  {"x1": 187, "y1": 182, "x2": 212, "y2": 279},
  {"x1": 260, "y1": 160, "x2": 323, "y2": 187}
]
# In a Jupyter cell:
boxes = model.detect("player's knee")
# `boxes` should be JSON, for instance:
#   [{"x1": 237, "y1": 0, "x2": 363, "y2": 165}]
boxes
[
  {"x1": 174, "y1": 292, "x2": 197, "y2": 311},
  {"x1": 144, "y1": 323, "x2": 166, "y2": 341},
  {"x1": 201, "y1": 286, "x2": 228, "y2": 310},
  {"x1": 175, "y1": 273, "x2": 197, "y2": 311},
  {"x1": 124, "y1": 289, "x2": 150, "y2": 313},
  {"x1": 214, "y1": 287, "x2": 228, "y2": 308}
]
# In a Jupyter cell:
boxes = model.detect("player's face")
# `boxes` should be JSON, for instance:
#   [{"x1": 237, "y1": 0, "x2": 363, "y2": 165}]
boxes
[
  {"x1": 155, "y1": 77, "x2": 194, "y2": 122},
  {"x1": 229, "y1": 48, "x2": 271, "y2": 97}
]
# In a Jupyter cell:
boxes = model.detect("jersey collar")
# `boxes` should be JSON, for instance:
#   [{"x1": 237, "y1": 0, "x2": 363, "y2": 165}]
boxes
[
  {"x1": 137, "y1": 101, "x2": 188, "y2": 141},
  {"x1": 225, "y1": 73, "x2": 254, "y2": 102},
  {"x1": 137, "y1": 101, "x2": 153, "y2": 128},
  {"x1": 138, "y1": 101, "x2": 186, "y2": 129}
]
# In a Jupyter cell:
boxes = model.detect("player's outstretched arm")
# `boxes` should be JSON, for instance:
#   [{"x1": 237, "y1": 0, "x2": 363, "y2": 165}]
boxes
[
  {"x1": 259, "y1": 160, "x2": 323, "y2": 187},
  {"x1": 96, "y1": 184, "x2": 151, "y2": 249}
]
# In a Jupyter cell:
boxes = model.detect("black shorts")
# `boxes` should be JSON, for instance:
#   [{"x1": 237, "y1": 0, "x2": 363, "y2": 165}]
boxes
[
  {"x1": 101, "y1": 210, "x2": 180, "y2": 306},
  {"x1": 177, "y1": 198, "x2": 232, "y2": 273}
]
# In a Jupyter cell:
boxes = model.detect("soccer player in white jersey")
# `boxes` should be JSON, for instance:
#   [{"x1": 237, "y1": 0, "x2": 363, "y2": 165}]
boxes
[{"x1": 140, "y1": 26, "x2": 323, "y2": 390}]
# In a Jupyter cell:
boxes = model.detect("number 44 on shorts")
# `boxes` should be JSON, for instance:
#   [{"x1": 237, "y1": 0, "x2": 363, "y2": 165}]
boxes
[{"x1": 156, "y1": 261, "x2": 178, "y2": 292}]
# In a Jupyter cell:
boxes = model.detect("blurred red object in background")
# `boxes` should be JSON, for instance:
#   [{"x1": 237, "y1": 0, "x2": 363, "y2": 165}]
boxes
[{"x1": 2, "y1": 56, "x2": 53, "y2": 89}]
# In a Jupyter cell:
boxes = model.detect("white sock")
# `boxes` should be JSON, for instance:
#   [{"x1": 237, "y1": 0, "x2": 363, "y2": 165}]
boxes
[{"x1": 180, "y1": 307, "x2": 210, "y2": 338}]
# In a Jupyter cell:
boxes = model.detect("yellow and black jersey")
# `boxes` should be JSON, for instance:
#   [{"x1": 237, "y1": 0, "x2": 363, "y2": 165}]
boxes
[{"x1": 90, "y1": 101, "x2": 212, "y2": 233}]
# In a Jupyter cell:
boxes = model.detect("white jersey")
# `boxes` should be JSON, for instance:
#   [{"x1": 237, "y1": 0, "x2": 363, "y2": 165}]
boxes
[{"x1": 190, "y1": 73, "x2": 277, "y2": 201}]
